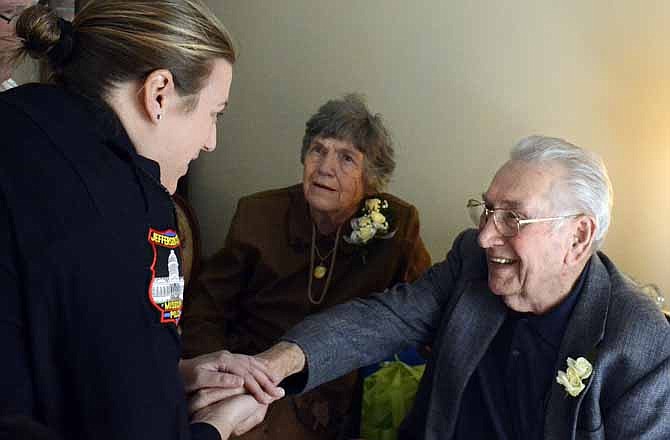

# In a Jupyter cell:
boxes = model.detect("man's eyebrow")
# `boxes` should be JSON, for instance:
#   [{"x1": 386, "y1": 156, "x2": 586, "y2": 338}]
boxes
[{"x1": 482, "y1": 194, "x2": 523, "y2": 209}]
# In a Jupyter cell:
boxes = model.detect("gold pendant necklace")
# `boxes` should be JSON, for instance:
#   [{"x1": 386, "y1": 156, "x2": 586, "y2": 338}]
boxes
[
  {"x1": 312, "y1": 233, "x2": 337, "y2": 279},
  {"x1": 313, "y1": 265, "x2": 327, "y2": 279},
  {"x1": 307, "y1": 223, "x2": 342, "y2": 305}
]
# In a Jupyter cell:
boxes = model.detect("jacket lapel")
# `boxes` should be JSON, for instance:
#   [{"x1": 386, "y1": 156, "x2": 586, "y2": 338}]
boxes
[
  {"x1": 435, "y1": 278, "x2": 507, "y2": 438},
  {"x1": 544, "y1": 254, "x2": 611, "y2": 439}
]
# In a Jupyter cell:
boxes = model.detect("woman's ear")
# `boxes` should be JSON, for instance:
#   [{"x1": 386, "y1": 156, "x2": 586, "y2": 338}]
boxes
[
  {"x1": 566, "y1": 215, "x2": 597, "y2": 266},
  {"x1": 140, "y1": 69, "x2": 176, "y2": 124}
]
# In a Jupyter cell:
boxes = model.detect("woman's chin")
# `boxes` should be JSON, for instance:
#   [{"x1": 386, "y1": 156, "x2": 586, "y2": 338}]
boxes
[{"x1": 306, "y1": 194, "x2": 340, "y2": 214}]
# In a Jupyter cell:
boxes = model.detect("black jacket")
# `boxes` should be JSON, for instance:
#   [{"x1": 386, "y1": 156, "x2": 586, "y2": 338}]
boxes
[{"x1": 0, "y1": 84, "x2": 218, "y2": 440}]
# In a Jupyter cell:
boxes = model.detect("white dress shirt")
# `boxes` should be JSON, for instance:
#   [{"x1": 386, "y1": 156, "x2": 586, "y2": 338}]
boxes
[{"x1": 0, "y1": 78, "x2": 18, "y2": 92}]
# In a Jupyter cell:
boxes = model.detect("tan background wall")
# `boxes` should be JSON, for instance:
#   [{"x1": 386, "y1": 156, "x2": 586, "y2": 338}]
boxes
[{"x1": 193, "y1": 0, "x2": 669, "y2": 298}]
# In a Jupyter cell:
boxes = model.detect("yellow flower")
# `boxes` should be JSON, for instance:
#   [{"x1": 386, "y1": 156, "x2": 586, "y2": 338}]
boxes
[
  {"x1": 369, "y1": 211, "x2": 386, "y2": 226},
  {"x1": 345, "y1": 197, "x2": 393, "y2": 246},
  {"x1": 567, "y1": 357, "x2": 592, "y2": 379},
  {"x1": 365, "y1": 198, "x2": 382, "y2": 212},
  {"x1": 358, "y1": 216, "x2": 373, "y2": 228},
  {"x1": 556, "y1": 356, "x2": 592, "y2": 397},
  {"x1": 556, "y1": 369, "x2": 585, "y2": 397},
  {"x1": 358, "y1": 225, "x2": 376, "y2": 242}
]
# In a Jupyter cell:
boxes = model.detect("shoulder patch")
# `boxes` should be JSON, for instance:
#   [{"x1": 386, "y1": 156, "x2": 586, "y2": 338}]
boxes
[{"x1": 147, "y1": 228, "x2": 184, "y2": 325}]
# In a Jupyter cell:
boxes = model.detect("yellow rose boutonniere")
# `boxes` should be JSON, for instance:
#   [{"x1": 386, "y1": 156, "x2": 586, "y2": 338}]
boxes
[
  {"x1": 556, "y1": 356, "x2": 592, "y2": 397},
  {"x1": 345, "y1": 197, "x2": 395, "y2": 246}
]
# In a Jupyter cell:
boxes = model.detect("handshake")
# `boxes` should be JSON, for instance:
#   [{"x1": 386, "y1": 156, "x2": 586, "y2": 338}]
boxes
[{"x1": 178, "y1": 342, "x2": 306, "y2": 440}]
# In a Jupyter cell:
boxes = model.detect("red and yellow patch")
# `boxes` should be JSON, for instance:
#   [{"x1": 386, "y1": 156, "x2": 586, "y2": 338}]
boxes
[{"x1": 147, "y1": 228, "x2": 184, "y2": 325}]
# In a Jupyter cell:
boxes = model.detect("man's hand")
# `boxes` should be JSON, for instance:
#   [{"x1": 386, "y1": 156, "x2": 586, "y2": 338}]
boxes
[
  {"x1": 255, "y1": 341, "x2": 307, "y2": 382},
  {"x1": 179, "y1": 350, "x2": 284, "y2": 405},
  {"x1": 192, "y1": 394, "x2": 268, "y2": 440}
]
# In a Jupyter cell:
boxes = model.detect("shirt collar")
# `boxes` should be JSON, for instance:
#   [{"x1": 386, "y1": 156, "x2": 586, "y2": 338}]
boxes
[
  {"x1": 84, "y1": 93, "x2": 163, "y2": 186},
  {"x1": 511, "y1": 259, "x2": 592, "y2": 349},
  {"x1": 0, "y1": 78, "x2": 18, "y2": 91}
]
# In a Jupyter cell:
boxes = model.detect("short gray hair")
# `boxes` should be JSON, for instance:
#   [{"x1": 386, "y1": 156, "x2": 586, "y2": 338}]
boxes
[
  {"x1": 511, "y1": 135, "x2": 613, "y2": 250},
  {"x1": 301, "y1": 93, "x2": 395, "y2": 193}
]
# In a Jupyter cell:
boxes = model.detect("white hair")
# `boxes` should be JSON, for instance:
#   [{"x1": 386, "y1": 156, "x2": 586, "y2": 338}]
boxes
[{"x1": 511, "y1": 135, "x2": 613, "y2": 250}]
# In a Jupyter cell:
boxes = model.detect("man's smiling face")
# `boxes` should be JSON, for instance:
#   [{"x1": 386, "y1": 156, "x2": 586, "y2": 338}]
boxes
[{"x1": 478, "y1": 159, "x2": 575, "y2": 313}]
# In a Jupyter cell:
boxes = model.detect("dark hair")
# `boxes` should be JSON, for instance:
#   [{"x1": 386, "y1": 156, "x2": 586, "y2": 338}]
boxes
[
  {"x1": 13, "y1": 0, "x2": 236, "y2": 106},
  {"x1": 301, "y1": 93, "x2": 396, "y2": 192}
]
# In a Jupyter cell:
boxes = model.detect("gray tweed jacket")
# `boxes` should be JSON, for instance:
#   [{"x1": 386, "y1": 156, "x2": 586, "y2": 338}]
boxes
[{"x1": 283, "y1": 229, "x2": 670, "y2": 439}]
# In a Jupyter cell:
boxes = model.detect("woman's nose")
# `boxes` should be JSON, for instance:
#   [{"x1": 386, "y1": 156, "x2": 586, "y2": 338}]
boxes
[
  {"x1": 202, "y1": 124, "x2": 217, "y2": 152},
  {"x1": 317, "y1": 151, "x2": 337, "y2": 175}
]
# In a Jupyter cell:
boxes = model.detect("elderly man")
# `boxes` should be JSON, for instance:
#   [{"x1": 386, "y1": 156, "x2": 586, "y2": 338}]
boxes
[
  {"x1": 0, "y1": 0, "x2": 34, "y2": 91},
  {"x1": 205, "y1": 135, "x2": 670, "y2": 439}
]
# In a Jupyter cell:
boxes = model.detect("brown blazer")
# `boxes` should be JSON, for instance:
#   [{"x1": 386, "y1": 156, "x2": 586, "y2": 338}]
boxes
[{"x1": 181, "y1": 184, "x2": 431, "y2": 440}]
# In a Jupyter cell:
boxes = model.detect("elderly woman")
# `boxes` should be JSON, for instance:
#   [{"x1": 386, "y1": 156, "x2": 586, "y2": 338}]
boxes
[
  {"x1": 181, "y1": 94, "x2": 431, "y2": 440},
  {"x1": 0, "y1": 1, "x2": 282, "y2": 439}
]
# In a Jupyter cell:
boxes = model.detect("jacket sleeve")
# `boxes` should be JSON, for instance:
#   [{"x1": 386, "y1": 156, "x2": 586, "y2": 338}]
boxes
[
  {"x1": 282, "y1": 230, "x2": 474, "y2": 393},
  {"x1": 181, "y1": 201, "x2": 257, "y2": 358},
  {"x1": 0, "y1": 188, "x2": 35, "y2": 419},
  {"x1": 190, "y1": 422, "x2": 221, "y2": 440},
  {"x1": 0, "y1": 187, "x2": 64, "y2": 440},
  {"x1": 601, "y1": 353, "x2": 670, "y2": 439}
]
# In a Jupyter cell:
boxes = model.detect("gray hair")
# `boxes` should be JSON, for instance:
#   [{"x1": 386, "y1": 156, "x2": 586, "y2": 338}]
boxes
[
  {"x1": 301, "y1": 93, "x2": 395, "y2": 193},
  {"x1": 511, "y1": 135, "x2": 613, "y2": 250}
]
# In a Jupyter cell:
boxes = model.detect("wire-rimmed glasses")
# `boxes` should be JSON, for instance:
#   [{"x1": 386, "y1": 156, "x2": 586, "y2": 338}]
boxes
[
  {"x1": 0, "y1": 13, "x2": 14, "y2": 24},
  {"x1": 0, "y1": 6, "x2": 26, "y2": 25},
  {"x1": 466, "y1": 199, "x2": 582, "y2": 237}
]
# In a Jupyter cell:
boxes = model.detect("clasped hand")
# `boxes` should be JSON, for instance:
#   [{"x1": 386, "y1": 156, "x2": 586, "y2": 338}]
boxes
[{"x1": 179, "y1": 350, "x2": 284, "y2": 439}]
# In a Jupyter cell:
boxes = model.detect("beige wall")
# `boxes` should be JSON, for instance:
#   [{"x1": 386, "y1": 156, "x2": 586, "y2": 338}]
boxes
[{"x1": 194, "y1": 0, "x2": 670, "y2": 298}]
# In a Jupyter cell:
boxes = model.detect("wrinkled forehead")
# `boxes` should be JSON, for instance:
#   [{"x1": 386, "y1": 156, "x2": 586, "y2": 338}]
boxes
[
  {"x1": 484, "y1": 160, "x2": 562, "y2": 211},
  {"x1": 312, "y1": 135, "x2": 363, "y2": 155}
]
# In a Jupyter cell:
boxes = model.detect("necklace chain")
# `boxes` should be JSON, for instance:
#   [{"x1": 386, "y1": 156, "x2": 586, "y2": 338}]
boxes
[
  {"x1": 307, "y1": 223, "x2": 342, "y2": 305},
  {"x1": 314, "y1": 239, "x2": 336, "y2": 262}
]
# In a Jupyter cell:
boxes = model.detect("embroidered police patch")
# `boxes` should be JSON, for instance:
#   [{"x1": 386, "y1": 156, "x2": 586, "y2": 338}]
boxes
[{"x1": 147, "y1": 228, "x2": 185, "y2": 324}]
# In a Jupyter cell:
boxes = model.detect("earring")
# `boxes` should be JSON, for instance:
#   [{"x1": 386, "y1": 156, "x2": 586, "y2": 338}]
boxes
[{"x1": 157, "y1": 113, "x2": 161, "y2": 120}]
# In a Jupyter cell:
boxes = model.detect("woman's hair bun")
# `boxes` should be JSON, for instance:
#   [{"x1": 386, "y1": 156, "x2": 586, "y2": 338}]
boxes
[{"x1": 15, "y1": 5, "x2": 74, "y2": 68}]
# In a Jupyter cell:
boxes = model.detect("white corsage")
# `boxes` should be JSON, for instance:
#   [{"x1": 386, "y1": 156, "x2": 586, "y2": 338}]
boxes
[
  {"x1": 345, "y1": 197, "x2": 395, "y2": 245},
  {"x1": 556, "y1": 356, "x2": 593, "y2": 397}
]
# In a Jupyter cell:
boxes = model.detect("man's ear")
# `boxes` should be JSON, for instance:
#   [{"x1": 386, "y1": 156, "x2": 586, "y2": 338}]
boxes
[
  {"x1": 566, "y1": 215, "x2": 597, "y2": 266},
  {"x1": 140, "y1": 69, "x2": 176, "y2": 124}
]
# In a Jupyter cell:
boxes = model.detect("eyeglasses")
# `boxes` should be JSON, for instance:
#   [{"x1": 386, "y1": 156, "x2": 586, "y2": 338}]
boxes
[
  {"x1": 0, "y1": 6, "x2": 26, "y2": 24},
  {"x1": 0, "y1": 13, "x2": 14, "y2": 24},
  {"x1": 466, "y1": 199, "x2": 582, "y2": 237}
]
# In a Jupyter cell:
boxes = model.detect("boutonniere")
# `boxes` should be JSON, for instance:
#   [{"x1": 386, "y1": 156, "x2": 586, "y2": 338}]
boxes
[
  {"x1": 344, "y1": 197, "x2": 396, "y2": 246},
  {"x1": 556, "y1": 356, "x2": 593, "y2": 397}
]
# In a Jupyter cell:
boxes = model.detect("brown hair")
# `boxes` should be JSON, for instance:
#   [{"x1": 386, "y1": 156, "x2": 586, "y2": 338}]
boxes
[
  {"x1": 301, "y1": 93, "x2": 396, "y2": 193},
  {"x1": 13, "y1": 0, "x2": 236, "y2": 105}
]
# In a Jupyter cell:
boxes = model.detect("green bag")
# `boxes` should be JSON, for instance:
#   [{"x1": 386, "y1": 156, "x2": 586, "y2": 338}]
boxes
[{"x1": 360, "y1": 357, "x2": 426, "y2": 440}]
